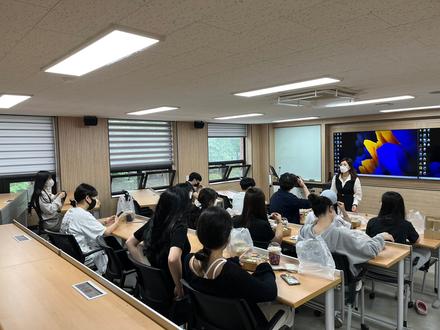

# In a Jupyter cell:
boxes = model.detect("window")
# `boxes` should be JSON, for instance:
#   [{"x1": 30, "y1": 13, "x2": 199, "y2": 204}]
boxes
[
  {"x1": 0, "y1": 115, "x2": 56, "y2": 193},
  {"x1": 108, "y1": 119, "x2": 175, "y2": 194},
  {"x1": 208, "y1": 123, "x2": 250, "y2": 182}
]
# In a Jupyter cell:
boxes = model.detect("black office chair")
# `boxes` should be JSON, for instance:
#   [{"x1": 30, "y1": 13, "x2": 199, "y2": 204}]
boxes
[
  {"x1": 181, "y1": 279, "x2": 285, "y2": 330},
  {"x1": 46, "y1": 230, "x2": 102, "y2": 264},
  {"x1": 96, "y1": 236, "x2": 136, "y2": 289},
  {"x1": 128, "y1": 254, "x2": 173, "y2": 317},
  {"x1": 332, "y1": 253, "x2": 368, "y2": 330}
]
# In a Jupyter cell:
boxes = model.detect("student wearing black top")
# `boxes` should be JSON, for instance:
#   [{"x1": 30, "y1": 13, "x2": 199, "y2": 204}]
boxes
[
  {"x1": 126, "y1": 185, "x2": 192, "y2": 299},
  {"x1": 184, "y1": 207, "x2": 293, "y2": 329},
  {"x1": 234, "y1": 187, "x2": 283, "y2": 248},
  {"x1": 269, "y1": 173, "x2": 311, "y2": 224},
  {"x1": 330, "y1": 157, "x2": 362, "y2": 212},
  {"x1": 188, "y1": 187, "x2": 218, "y2": 229},
  {"x1": 366, "y1": 191, "x2": 431, "y2": 271}
]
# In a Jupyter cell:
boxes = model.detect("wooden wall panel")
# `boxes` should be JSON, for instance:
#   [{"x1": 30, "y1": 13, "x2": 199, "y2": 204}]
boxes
[
  {"x1": 176, "y1": 122, "x2": 209, "y2": 184},
  {"x1": 251, "y1": 124, "x2": 270, "y2": 197},
  {"x1": 57, "y1": 117, "x2": 112, "y2": 216}
]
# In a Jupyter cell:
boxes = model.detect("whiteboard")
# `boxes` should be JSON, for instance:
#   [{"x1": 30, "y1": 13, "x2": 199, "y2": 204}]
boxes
[{"x1": 274, "y1": 125, "x2": 321, "y2": 181}]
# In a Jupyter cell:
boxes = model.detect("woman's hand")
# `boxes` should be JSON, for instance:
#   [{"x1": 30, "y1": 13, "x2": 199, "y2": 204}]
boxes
[
  {"x1": 270, "y1": 212, "x2": 282, "y2": 223},
  {"x1": 297, "y1": 177, "x2": 306, "y2": 188},
  {"x1": 382, "y1": 233, "x2": 394, "y2": 242},
  {"x1": 174, "y1": 284, "x2": 184, "y2": 299},
  {"x1": 351, "y1": 205, "x2": 358, "y2": 212}
]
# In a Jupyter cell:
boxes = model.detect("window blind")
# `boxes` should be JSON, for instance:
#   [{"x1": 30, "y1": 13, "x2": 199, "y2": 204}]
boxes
[
  {"x1": 208, "y1": 123, "x2": 247, "y2": 137},
  {"x1": 0, "y1": 115, "x2": 56, "y2": 176},
  {"x1": 108, "y1": 119, "x2": 173, "y2": 171}
]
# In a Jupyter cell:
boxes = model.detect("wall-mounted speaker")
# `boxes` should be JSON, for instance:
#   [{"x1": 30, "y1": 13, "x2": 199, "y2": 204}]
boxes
[
  {"x1": 194, "y1": 121, "x2": 205, "y2": 129},
  {"x1": 84, "y1": 116, "x2": 98, "y2": 126}
]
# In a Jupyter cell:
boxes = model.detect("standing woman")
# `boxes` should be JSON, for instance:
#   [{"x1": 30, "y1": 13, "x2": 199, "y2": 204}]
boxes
[
  {"x1": 29, "y1": 171, "x2": 66, "y2": 231},
  {"x1": 331, "y1": 157, "x2": 362, "y2": 212}
]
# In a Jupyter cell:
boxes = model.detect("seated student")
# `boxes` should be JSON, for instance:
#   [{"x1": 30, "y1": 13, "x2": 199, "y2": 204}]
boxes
[
  {"x1": 29, "y1": 171, "x2": 67, "y2": 231},
  {"x1": 126, "y1": 185, "x2": 192, "y2": 299},
  {"x1": 231, "y1": 177, "x2": 256, "y2": 215},
  {"x1": 60, "y1": 183, "x2": 120, "y2": 274},
  {"x1": 304, "y1": 190, "x2": 351, "y2": 228},
  {"x1": 269, "y1": 173, "x2": 311, "y2": 224},
  {"x1": 188, "y1": 187, "x2": 218, "y2": 229},
  {"x1": 186, "y1": 172, "x2": 203, "y2": 199},
  {"x1": 298, "y1": 194, "x2": 393, "y2": 276},
  {"x1": 184, "y1": 207, "x2": 293, "y2": 330},
  {"x1": 234, "y1": 187, "x2": 284, "y2": 248},
  {"x1": 366, "y1": 191, "x2": 431, "y2": 271}
]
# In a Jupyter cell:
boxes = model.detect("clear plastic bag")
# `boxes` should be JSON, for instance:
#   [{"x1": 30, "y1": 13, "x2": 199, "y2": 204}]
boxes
[
  {"x1": 407, "y1": 209, "x2": 425, "y2": 234},
  {"x1": 226, "y1": 228, "x2": 254, "y2": 257},
  {"x1": 297, "y1": 237, "x2": 336, "y2": 280},
  {"x1": 117, "y1": 194, "x2": 135, "y2": 214}
]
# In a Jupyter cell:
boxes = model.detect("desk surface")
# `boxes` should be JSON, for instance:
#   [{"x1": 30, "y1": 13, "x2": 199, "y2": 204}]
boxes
[
  {"x1": 0, "y1": 193, "x2": 18, "y2": 211},
  {"x1": 112, "y1": 218, "x2": 147, "y2": 241},
  {"x1": 130, "y1": 189, "x2": 160, "y2": 208},
  {"x1": 187, "y1": 230, "x2": 341, "y2": 309},
  {"x1": 0, "y1": 224, "x2": 172, "y2": 330}
]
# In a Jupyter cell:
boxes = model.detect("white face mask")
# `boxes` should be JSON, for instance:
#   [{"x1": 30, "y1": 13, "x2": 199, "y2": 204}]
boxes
[
  {"x1": 339, "y1": 165, "x2": 349, "y2": 173},
  {"x1": 45, "y1": 178, "x2": 54, "y2": 188}
]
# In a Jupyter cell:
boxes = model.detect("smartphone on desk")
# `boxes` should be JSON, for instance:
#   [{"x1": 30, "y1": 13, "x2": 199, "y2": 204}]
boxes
[{"x1": 281, "y1": 273, "x2": 300, "y2": 286}]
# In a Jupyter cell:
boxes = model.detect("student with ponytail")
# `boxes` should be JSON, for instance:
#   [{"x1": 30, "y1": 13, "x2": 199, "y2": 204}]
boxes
[
  {"x1": 298, "y1": 193, "x2": 393, "y2": 276},
  {"x1": 183, "y1": 207, "x2": 294, "y2": 330},
  {"x1": 60, "y1": 183, "x2": 120, "y2": 274}
]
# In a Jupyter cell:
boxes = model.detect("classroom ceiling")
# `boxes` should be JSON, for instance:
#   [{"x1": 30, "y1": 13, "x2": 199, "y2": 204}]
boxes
[{"x1": 1, "y1": 0, "x2": 440, "y2": 123}]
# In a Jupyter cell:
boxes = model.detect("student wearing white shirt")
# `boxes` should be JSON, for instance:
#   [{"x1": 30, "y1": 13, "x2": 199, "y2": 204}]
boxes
[
  {"x1": 29, "y1": 171, "x2": 66, "y2": 231},
  {"x1": 60, "y1": 183, "x2": 120, "y2": 274},
  {"x1": 304, "y1": 189, "x2": 351, "y2": 228},
  {"x1": 231, "y1": 177, "x2": 256, "y2": 215},
  {"x1": 331, "y1": 157, "x2": 362, "y2": 212}
]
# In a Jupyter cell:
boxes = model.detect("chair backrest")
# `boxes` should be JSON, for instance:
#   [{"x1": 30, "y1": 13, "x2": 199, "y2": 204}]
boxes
[
  {"x1": 46, "y1": 230, "x2": 85, "y2": 263},
  {"x1": 181, "y1": 280, "x2": 261, "y2": 330},
  {"x1": 331, "y1": 252, "x2": 354, "y2": 285},
  {"x1": 97, "y1": 236, "x2": 133, "y2": 280},
  {"x1": 128, "y1": 254, "x2": 172, "y2": 315}
]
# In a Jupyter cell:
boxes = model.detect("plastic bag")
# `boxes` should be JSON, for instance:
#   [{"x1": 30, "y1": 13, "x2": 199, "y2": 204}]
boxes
[
  {"x1": 407, "y1": 209, "x2": 425, "y2": 234},
  {"x1": 296, "y1": 237, "x2": 336, "y2": 280},
  {"x1": 117, "y1": 194, "x2": 135, "y2": 214},
  {"x1": 226, "y1": 228, "x2": 254, "y2": 257}
]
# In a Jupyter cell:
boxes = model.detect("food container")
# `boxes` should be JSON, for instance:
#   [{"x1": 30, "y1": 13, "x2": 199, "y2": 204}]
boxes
[{"x1": 268, "y1": 242, "x2": 281, "y2": 266}]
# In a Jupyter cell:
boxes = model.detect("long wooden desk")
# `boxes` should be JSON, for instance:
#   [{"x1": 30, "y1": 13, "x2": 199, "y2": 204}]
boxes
[
  {"x1": 0, "y1": 223, "x2": 179, "y2": 330},
  {"x1": 113, "y1": 219, "x2": 340, "y2": 330},
  {"x1": 130, "y1": 189, "x2": 160, "y2": 208}
]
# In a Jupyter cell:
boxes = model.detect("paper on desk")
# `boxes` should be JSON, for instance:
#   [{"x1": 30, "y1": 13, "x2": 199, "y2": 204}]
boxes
[{"x1": 271, "y1": 263, "x2": 298, "y2": 272}]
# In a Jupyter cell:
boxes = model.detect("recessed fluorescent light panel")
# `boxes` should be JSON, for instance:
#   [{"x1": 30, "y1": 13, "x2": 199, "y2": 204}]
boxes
[
  {"x1": 380, "y1": 105, "x2": 440, "y2": 113},
  {"x1": 272, "y1": 116, "x2": 319, "y2": 123},
  {"x1": 0, "y1": 94, "x2": 32, "y2": 108},
  {"x1": 127, "y1": 106, "x2": 179, "y2": 115},
  {"x1": 326, "y1": 95, "x2": 414, "y2": 107},
  {"x1": 214, "y1": 113, "x2": 264, "y2": 120},
  {"x1": 234, "y1": 77, "x2": 340, "y2": 97},
  {"x1": 45, "y1": 29, "x2": 159, "y2": 76}
]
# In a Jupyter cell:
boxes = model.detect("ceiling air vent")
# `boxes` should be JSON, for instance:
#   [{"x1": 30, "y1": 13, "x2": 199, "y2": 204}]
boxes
[{"x1": 277, "y1": 88, "x2": 357, "y2": 107}]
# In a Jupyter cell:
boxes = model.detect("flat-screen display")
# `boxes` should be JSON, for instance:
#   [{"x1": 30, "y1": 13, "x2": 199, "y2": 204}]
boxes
[{"x1": 333, "y1": 128, "x2": 440, "y2": 179}]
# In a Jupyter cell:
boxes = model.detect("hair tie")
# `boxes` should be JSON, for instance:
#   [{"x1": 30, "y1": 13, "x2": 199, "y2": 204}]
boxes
[{"x1": 70, "y1": 199, "x2": 77, "y2": 207}]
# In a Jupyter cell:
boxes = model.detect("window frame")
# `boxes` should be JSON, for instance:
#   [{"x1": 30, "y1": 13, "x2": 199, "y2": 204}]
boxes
[
  {"x1": 207, "y1": 135, "x2": 249, "y2": 183},
  {"x1": 0, "y1": 173, "x2": 57, "y2": 194}
]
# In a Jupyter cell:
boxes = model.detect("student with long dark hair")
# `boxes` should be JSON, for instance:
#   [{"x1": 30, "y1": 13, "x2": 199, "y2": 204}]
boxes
[
  {"x1": 331, "y1": 157, "x2": 363, "y2": 212},
  {"x1": 366, "y1": 191, "x2": 431, "y2": 270},
  {"x1": 60, "y1": 183, "x2": 120, "y2": 274},
  {"x1": 29, "y1": 171, "x2": 66, "y2": 231},
  {"x1": 126, "y1": 184, "x2": 192, "y2": 298},
  {"x1": 184, "y1": 207, "x2": 293, "y2": 330},
  {"x1": 298, "y1": 194, "x2": 392, "y2": 276},
  {"x1": 235, "y1": 187, "x2": 283, "y2": 248},
  {"x1": 188, "y1": 187, "x2": 218, "y2": 229},
  {"x1": 231, "y1": 177, "x2": 256, "y2": 215}
]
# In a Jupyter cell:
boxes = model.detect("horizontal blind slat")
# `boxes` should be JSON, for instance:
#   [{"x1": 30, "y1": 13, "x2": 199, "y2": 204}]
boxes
[
  {"x1": 108, "y1": 119, "x2": 173, "y2": 170},
  {"x1": 0, "y1": 115, "x2": 55, "y2": 176}
]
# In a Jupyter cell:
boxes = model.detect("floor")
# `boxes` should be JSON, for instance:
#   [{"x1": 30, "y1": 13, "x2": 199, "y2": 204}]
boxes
[{"x1": 294, "y1": 268, "x2": 439, "y2": 329}]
